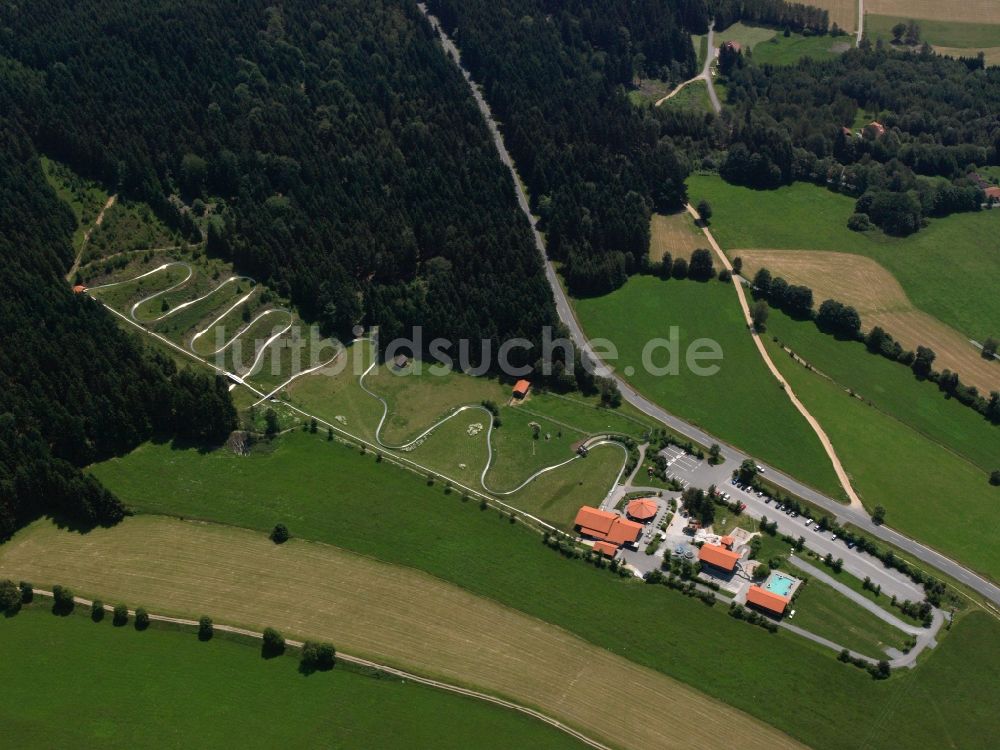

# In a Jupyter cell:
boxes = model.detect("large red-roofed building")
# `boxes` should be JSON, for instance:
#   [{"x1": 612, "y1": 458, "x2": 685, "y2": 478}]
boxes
[{"x1": 574, "y1": 506, "x2": 643, "y2": 547}]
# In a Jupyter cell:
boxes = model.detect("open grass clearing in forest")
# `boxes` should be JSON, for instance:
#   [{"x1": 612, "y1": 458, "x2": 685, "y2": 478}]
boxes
[
  {"x1": 764, "y1": 337, "x2": 1000, "y2": 582},
  {"x1": 40, "y1": 156, "x2": 110, "y2": 252},
  {"x1": 867, "y1": 14, "x2": 1000, "y2": 55},
  {"x1": 0, "y1": 606, "x2": 583, "y2": 750},
  {"x1": 572, "y1": 275, "x2": 844, "y2": 498},
  {"x1": 789, "y1": 579, "x2": 912, "y2": 659},
  {"x1": 687, "y1": 174, "x2": 1000, "y2": 344},
  {"x1": 752, "y1": 33, "x2": 852, "y2": 65},
  {"x1": 0, "y1": 517, "x2": 802, "y2": 750},
  {"x1": 84, "y1": 431, "x2": 1000, "y2": 750},
  {"x1": 736, "y1": 249, "x2": 1000, "y2": 393},
  {"x1": 657, "y1": 79, "x2": 714, "y2": 114},
  {"x1": 650, "y1": 210, "x2": 708, "y2": 262},
  {"x1": 714, "y1": 22, "x2": 778, "y2": 49},
  {"x1": 628, "y1": 78, "x2": 675, "y2": 106}
]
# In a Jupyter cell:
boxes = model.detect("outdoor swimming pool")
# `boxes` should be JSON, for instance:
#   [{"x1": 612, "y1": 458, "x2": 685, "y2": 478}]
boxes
[{"x1": 764, "y1": 571, "x2": 796, "y2": 597}]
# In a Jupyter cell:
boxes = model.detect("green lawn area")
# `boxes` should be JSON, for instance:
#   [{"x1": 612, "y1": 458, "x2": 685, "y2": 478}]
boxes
[
  {"x1": 716, "y1": 21, "x2": 777, "y2": 49},
  {"x1": 866, "y1": 15, "x2": 1000, "y2": 48},
  {"x1": 752, "y1": 32, "x2": 851, "y2": 65},
  {"x1": 764, "y1": 337, "x2": 1000, "y2": 582},
  {"x1": 85, "y1": 430, "x2": 1000, "y2": 750},
  {"x1": 687, "y1": 174, "x2": 1000, "y2": 340},
  {"x1": 790, "y1": 579, "x2": 912, "y2": 659},
  {"x1": 572, "y1": 275, "x2": 843, "y2": 498},
  {"x1": 659, "y1": 79, "x2": 713, "y2": 114},
  {"x1": 766, "y1": 308, "x2": 1000, "y2": 473},
  {"x1": 84, "y1": 198, "x2": 176, "y2": 263},
  {"x1": 0, "y1": 605, "x2": 578, "y2": 749}
]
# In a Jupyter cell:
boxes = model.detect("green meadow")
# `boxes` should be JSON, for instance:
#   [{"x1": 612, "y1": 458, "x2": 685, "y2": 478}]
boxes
[
  {"x1": 572, "y1": 275, "x2": 843, "y2": 497},
  {"x1": 752, "y1": 32, "x2": 851, "y2": 65},
  {"x1": 866, "y1": 15, "x2": 1000, "y2": 49},
  {"x1": 764, "y1": 336, "x2": 1000, "y2": 581},
  {"x1": 766, "y1": 308, "x2": 1000, "y2": 473},
  {"x1": 0, "y1": 605, "x2": 580, "y2": 749},
  {"x1": 87, "y1": 430, "x2": 1000, "y2": 750},
  {"x1": 687, "y1": 174, "x2": 1000, "y2": 340}
]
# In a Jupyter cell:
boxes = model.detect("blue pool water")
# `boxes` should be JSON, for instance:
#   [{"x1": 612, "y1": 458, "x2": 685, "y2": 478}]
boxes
[{"x1": 765, "y1": 572, "x2": 795, "y2": 597}]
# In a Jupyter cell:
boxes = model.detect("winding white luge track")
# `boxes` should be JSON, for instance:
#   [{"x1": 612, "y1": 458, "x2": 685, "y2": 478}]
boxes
[
  {"x1": 359, "y1": 360, "x2": 629, "y2": 497},
  {"x1": 141, "y1": 274, "x2": 253, "y2": 324}
]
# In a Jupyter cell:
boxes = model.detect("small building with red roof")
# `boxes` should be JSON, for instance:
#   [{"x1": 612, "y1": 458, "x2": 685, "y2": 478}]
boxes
[
  {"x1": 984, "y1": 186, "x2": 1000, "y2": 204},
  {"x1": 720, "y1": 535, "x2": 734, "y2": 550},
  {"x1": 574, "y1": 506, "x2": 643, "y2": 547},
  {"x1": 625, "y1": 498, "x2": 658, "y2": 522},
  {"x1": 592, "y1": 541, "x2": 619, "y2": 558},
  {"x1": 72, "y1": 284, "x2": 87, "y2": 294},
  {"x1": 698, "y1": 543, "x2": 741, "y2": 572},
  {"x1": 746, "y1": 585, "x2": 791, "y2": 615},
  {"x1": 512, "y1": 379, "x2": 531, "y2": 399}
]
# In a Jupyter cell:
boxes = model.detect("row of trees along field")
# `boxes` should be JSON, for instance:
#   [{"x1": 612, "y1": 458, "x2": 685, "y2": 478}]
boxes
[
  {"x1": 0, "y1": 119, "x2": 238, "y2": 542},
  {"x1": 0, "y1": 0, "x2": 557, "y2": 365},
  {"x1": 716, "y1": 44, "x2": 1000, "y2": 234}
]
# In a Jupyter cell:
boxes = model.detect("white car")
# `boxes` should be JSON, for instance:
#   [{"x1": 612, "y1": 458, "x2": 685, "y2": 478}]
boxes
[{"x1": 804, "y1": 519, "x2": 813, "y2": 528}]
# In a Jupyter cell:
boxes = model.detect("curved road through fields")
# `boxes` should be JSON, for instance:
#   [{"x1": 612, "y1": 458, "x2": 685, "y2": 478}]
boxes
[{"x1": 419, "y1": 3, "x2": 1000, "y2": 610}]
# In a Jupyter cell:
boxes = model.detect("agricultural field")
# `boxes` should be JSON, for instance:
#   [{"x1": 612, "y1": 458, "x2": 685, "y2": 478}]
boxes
[
  {"x1": 808, "y1": 0, "x2": 858, "y2": 32},
  {"x1": 572, "y1": 275, "x2": 844, "y2": 498},
  {"x1": 736, "y1": 250, "x2": 999, "y2": 392},
  {"x1": 657, "y1": 79, "x2": 714, "y2": 114},
  {"x1": 0, "y1": 606, "x2": 578, "y2": 750},
  {"x1": 687, "y1": 174, "x2": 1000, "y2": 352},
  {"x1": 763, "y1": 336, "x2": 1000, "y2": 582},
  {"x1": 752, "y1": 32, "x2": 852, "y2": 65},
  {"x1": 0, "y1": 517, "x2": 800, "y2": 750},
  {"x1": 59, "y1": 432, "x2": 1000, "y2": 750},
  {"x1": 650, "y1": 210, "x2": 706, "y2": 262},
  {"x1": 867, "y1": 0, "x2": 1000, "y2": 28},
  {"x1": 866, "y1": 14, "x2": 1000, "y2": 63}
]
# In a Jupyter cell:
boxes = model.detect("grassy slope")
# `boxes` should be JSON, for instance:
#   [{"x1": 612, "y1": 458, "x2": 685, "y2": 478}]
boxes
[
  {"x1": 752, "y1": 33, "x2": 850, "y2": 65},
  {"x1": 764, "y1": 337, "x2": 1000, "y2": 580},
  {"x1": 791, "y1": 580, "x2": 911, "y2": 658},
  {"x1": 687, "y1": 174, "x2": 1000, "y2": 340},
  {"x1": 716, "y1": 21, "x2": 778, "y2": 48},
  {"x1": 86, "y1": 431, "x2": 1000, "y2": 750},
  {"x1": 766, "y1": 308, "x2": 1000, "y2": 473},
  {"x1": 0, "y1": 605, "x2": 581, "y2": 749},
  {"x1": 572, "y1": 275, "x2": 843, "y2": 497},
  {"x1": 39, "y1": 156, "x2": 109, "y2": 251},
  {"x1": 660, "y1": 79, "x2": 714, "y2": 114}
]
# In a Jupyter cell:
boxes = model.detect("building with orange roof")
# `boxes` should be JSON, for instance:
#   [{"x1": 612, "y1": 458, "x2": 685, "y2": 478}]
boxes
[
  {"x1": 746, "y1": 585, "x2": 791, "y2": 615},
  {"x1": 625, "y1": 498, "x2": 658, "y2": 522},
  {"x1": 720, "y1": 535, "x2": 734, "y2": 549},
  {"x1": 865, "y1": 121, "x2": 886, "y2": 138},
  {"x1": 985, "y1": 186, "x2": 1000, "y2": 204},
  {"x1": 698, "y1": 543, "x2": 741, "y2": 572},
  {"x1": 72, "y1": 284, "x2": 87, "y2": 294},
  {"x1": 512, "y1": 379, "x2": 531, "y2": 398},
  {"x1": 574, "y1": 506, "x2": 643, "y2": 547},
  {"x1": 592, "y1": 541, "x2": 618, "y2": 558}
]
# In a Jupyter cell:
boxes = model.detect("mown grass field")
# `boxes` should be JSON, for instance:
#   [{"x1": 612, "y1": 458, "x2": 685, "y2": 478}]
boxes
[
  {"x1": 753, "y1": 33, "x2": 852, "y2": 65},
  {"x1": 79, "y1": 431, "x2": 1000, "y2": 750},
  {"x1": 715, "y1": 21, "x2": 777, "y2": 49},
  {"x1": 867, "y1": 8, "x2": 1000, "y2": 46},
  {"x1": 764, "y1": 337, "x2": 1000, "y2": 581},
  {"x1": 0, "y1": 517, "x2": 800, "y2": 750},
  {"x1": 572, "y1": 275, "x2": 844, "y2": 497},
  {"x1": 650, "y1": 210, "x2": 705, "y2": 262},
  {"x1": 791, "y1": 580, "x2": 911, "y2": 658},
  {"x1": 687, "y1": 174, "x2": 1000, "y2": 343},
  {"x1": 0, "y1": 605, "x2": 579, "y2": 749},
  {"x1": 765, "y1": 307, "x2": 1000, "y2": 472}
]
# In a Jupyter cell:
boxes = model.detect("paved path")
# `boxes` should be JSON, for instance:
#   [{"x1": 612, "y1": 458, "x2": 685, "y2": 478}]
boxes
[
  {"x1": 656, "y1": 21, "x2": 721, "y2": 114},
  {"x1": 418, "y1": 1, "x2": 1000, "y2": 610},
  {"x1": 856, "y1": 0, "x2": 864, "y2": 46},
  {"x1": 788, "y1": 556, "x2": 945, "y2": 668},
  {"x1": 686, "y1": 203, "x2": 864, "y2": 512},
  {"x1": 29, "y1": 589, "x2": 610, "y2": 750}
]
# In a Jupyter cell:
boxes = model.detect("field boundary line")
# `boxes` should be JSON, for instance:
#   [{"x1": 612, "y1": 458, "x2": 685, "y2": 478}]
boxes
[{"x1": 27, "y1": 589, "x2": 612, "y2": 750}]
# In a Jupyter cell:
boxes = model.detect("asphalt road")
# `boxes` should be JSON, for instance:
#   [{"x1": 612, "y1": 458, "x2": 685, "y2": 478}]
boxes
[{"x1": 422, "y1": 3, "x2": 1000, "y2": 610}]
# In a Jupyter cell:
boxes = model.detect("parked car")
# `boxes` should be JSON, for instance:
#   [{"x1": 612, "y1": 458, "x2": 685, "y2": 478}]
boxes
[
  {"x1": 804, "y1": 519, "x2": 813, "y2": 528},
  {"x1": 756, "y1": 464, "x2": 765, "y2": 473},
  {"x1": 738, "y1": 502, "x2": 747, "y2": 511},
  {"x1": 764, "y1": 497, "x2": 772, "y2": 504},
  {"x1": 788, "y1": 609, "x2": 796, "y2": 620}
]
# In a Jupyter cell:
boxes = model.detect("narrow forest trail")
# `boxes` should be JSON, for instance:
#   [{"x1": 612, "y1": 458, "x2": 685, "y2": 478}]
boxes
[
  {"x1": 66, "y1": 193, "x2": 116, "y2": 282},
  {"x1": 656, "y1": 21, "x2": 721, "y2": 114}
]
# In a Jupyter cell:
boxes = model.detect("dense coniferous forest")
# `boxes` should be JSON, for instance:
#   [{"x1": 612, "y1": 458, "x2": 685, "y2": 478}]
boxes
[
  {"x1": 717, "y1": 44, "x2": 1000, "y2": 233},
  {"x1": 426, "y1": 0, "x2": 694, "y2": 296},
  {"x1": 0, "y1": 119, "x2": 237, "y2": 541},
  {"x1": 0, "y1": 0, "x2": 556, "y2": 356}
]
